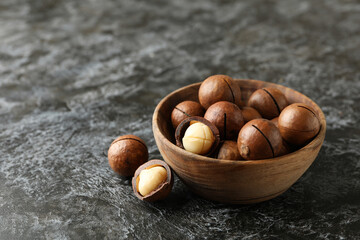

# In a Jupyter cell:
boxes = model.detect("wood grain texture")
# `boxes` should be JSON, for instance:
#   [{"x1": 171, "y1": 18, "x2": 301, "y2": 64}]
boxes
[{"x1": 152, "y1": 79, "x2": 326, "y2": 204}]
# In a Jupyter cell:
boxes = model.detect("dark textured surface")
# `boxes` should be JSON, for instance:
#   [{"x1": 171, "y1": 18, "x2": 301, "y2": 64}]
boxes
[{"x1": 0, "y1": 0, "x2": 359, "y2": 239}]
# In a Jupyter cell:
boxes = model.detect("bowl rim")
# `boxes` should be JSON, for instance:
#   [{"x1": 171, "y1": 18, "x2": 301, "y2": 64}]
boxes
[{"x1": 152, "y1": 79, "x2": 326, "y2": 165}]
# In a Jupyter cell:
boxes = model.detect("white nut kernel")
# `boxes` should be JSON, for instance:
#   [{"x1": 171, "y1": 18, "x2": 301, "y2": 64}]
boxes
[
  {"x1": 182, "y1": 122, "x2": 215, "y2": 155},
  {"x1": 137, "y1": 166, "x2": 167, "y2": 196}
]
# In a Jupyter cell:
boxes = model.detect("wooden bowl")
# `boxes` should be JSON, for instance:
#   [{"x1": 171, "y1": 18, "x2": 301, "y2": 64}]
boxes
[{"x1": 152, "y1": 79, "x2": 326, "y2": 204}]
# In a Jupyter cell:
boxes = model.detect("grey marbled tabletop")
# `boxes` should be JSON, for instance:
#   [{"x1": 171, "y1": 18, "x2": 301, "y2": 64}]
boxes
[{"x1": 0, "y1": 0, "x2": 359, "y2": 239}]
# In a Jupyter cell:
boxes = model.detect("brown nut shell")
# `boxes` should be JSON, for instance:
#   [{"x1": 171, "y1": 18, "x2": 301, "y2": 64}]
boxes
[
  {"x1": 204, "y1": 101, "x2": 244, "y2": 140},
  {"x1": 132, "y1": 160, "x2": 174, "y2": 202},
  {"x1": 248, "y1": 88, "x2": 288, "y2": 119},
  {"x1": 108, "y1": 135, "x2": 148, "y2": 177},
  {"x1": 237, "y1": 119, "x2": 282, "y2": 160},
  {"x1": 171, "y1": 101, "x2": 205, "y2": 129},
  {"x1": 198, "y1": 75, "x2": 242, "y2": 109},
  {"x1": 217, "y1": 140, "x2": 243, "y2": 160},
  {"x1": 271, "y1": 117, "x2": 279, "y2": 128},
  {"x1": 241, "y1": 107, "x2": 262, "y2": 123},
  {"x1": 175, "y1": 116, "x2": 220, "y2": 157},
  {"x1": 278, "y1": 103, "x2": 321, "y2": 146},
  {"x1": 276, "y1": 140, "x2": 292, "y2": 157}
]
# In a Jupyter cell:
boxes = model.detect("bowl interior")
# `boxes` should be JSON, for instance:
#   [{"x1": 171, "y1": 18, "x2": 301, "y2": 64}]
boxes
[{"x1": 155, "y1": 79, "x2": 326, "y2": 160}]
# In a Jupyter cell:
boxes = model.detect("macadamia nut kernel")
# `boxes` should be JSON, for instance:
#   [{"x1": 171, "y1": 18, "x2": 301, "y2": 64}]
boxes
[
  {"x1": 132, "y1": 160, "x2": 174, "y2": 202},
  {"x1": 182, "y1": 122, "x2": 215, "y2": 155},
  {"x1": 137, "y1": 166, "x2": 167, "y2": 196}
]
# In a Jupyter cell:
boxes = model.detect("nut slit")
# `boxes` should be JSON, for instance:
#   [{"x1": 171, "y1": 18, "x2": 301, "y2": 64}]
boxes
[
  {"x1": 297, "y1": 105, "x2": 316, "y2": 117},
  {"x1": 112, "y1": 137, "x2": 147, "y2": 150},
  {"x1": 262, "y1": 88, "x2": 281, "y2": 115},
  {"x1": 251, "y1": 124, "x2": 275, "y2": 158},
  {"x1": 174, "y1": 106, "x2": 191, "y2": 117},
  {"x1": 297, "y1": 105, "x2": 321, "y2": 132},
  {"x1": 223, "y1": 78, "x2": 236, "y2": 103}
]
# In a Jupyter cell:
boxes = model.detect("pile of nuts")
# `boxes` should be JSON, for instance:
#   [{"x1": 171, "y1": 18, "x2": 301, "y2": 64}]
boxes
[
  {"x1": 172, "y1": 74, "x2": 321, "y2": 160},
  {"x1": 107, "y1": 74, "x2": 321, "y2": 202}
]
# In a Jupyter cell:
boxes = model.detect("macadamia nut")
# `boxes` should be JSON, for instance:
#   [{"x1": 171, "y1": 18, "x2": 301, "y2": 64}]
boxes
[
  {"x1": 132, "y1": 160, "x2": 173, "y2": 202},
  {"x1": 182, "y1": 122, "x2": 215, "y2": 155},
  {"x1": 137, "y1": 166, "x2": 167, "y2": 196},
  {"x1": 171, "y1": 101, "x2": 205, "y2": 129},
  {"x1": 198, "y1": 75, "x2": 242, "y2": 109},
  {"x1": 108, "y1": 135, "x2": 148, "y2": 177},
  {"x1": 278, "y1": 103, "x2": 320, "y2": 146}
]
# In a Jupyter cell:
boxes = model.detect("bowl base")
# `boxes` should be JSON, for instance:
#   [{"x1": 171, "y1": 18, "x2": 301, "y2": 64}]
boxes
[{"x1": 183, "y1": 180, "x2": 288, "y2": 204}]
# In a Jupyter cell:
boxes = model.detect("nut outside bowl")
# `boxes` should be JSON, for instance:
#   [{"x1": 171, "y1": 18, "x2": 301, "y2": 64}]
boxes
[{"x1": 152, "y1": 79, "x2": 326, "y2": 204}]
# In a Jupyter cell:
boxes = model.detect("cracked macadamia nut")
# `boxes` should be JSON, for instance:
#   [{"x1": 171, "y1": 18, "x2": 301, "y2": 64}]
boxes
[
  {"x1": 278, "y1": 103, "x2": 320, "y2": 146},
  {"x1": 132, "y1": 160, "x2": 174, "y2": 202},
  {"x1": 198, "y1": 75, "x2": 242, "y2": 109},
  {"x1": 137, "y1": 166, "x2": 167, "y2": 196},
  {"x1": 237, "y1": 119, "x2": 282, "y2": 160},
  {"x1": 248, "y1": 88, "x2": 288, "y2": 119},
  {"x1": 171, "y1": 101, "x2": 205, "y2": 129},
  {"x1": 182, "y1": 122, "x2": 215, "y2": 155},
  {"x1": 108, "y1": 135, "x2": 148, "y2": 177},
  {"x1": 204, "y1": 101, "x2": 244, "y2": 140},
  {"x1": 175, "y1": 116, "x2": 220, "y2": 157}
]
